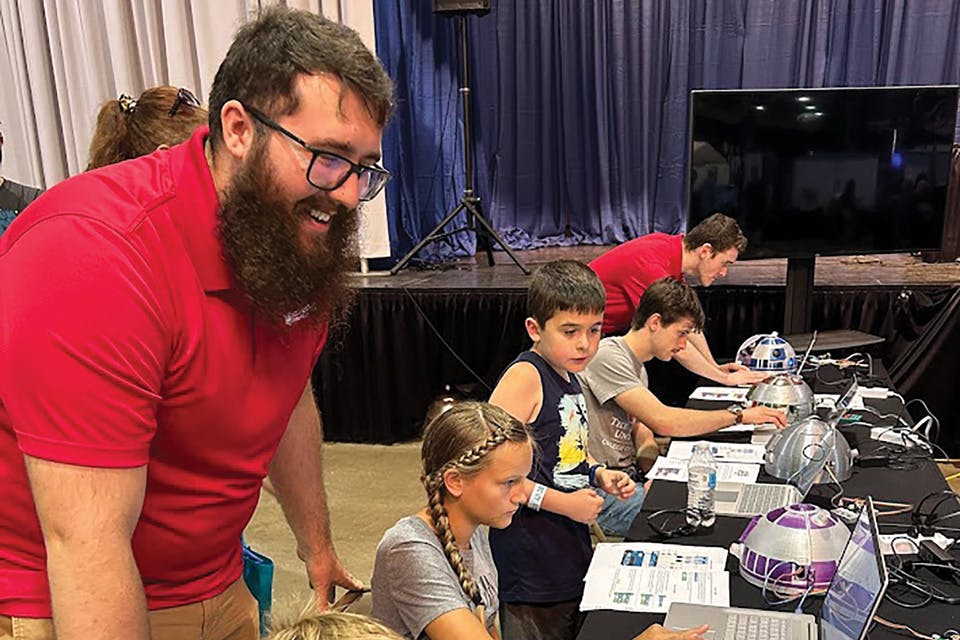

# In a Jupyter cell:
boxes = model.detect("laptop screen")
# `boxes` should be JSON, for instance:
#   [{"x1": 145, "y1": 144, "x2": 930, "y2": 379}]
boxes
[{"x1": 820, "y1": 497, "x2": 887, "y2": 640}]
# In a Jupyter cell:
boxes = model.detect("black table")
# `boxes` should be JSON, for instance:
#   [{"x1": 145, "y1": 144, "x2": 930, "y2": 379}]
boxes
[{"x1": 577, "y1": 366, "x2": 960, "y2": 640}]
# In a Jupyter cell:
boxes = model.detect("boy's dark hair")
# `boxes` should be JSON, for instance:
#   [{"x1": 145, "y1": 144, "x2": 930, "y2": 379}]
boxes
[
  {"x1": 208, "y1": 7, "x2": 394, "y2": 151},
  {"x1": 631, "y1": 277, "x2": 705, "y2": 331},
  {"x1": 527, "y1": 260, "x2": 605, "y2": 327},
  {"x1": 683, "y1": 213, "x2": 747, "y2": 254}
]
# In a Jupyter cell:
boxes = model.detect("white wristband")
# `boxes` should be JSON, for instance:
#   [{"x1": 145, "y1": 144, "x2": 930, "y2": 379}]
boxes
[{"x1": 527, "y1": 483, "x2": 547, "y2": 511}]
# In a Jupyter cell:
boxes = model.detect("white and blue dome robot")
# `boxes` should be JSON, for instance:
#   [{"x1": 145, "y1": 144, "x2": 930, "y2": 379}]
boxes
[{"x1": 736, "y1": 332, "x2": 797, "y2": 373}]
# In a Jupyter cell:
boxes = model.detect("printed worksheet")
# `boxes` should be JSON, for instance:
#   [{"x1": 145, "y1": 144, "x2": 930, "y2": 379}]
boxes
[
  {"x1": 666, "y1": 440, "x2": 767, "y2": 464},
  {"x1": 647, "y1": 458, "x2": 761, "y2": 484},
  {"x1": 581, "y1": 543, "x2": 730, "y2": 613}
]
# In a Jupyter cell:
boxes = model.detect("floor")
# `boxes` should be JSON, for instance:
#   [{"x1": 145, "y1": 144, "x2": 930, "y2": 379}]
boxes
[{"x1": 243, "y1": 441, "x2": 423, "y2": 619}]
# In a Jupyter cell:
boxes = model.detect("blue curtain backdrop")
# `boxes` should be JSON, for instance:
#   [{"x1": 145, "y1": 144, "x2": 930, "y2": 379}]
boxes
[{"x1": 373, "y1": 0, "x2": 960, "y2": 264}]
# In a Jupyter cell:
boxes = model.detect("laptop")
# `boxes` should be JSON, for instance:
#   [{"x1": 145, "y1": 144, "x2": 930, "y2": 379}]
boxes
[
  {"x1": 713, "y1": 380, "x2": 858, "y2": 518},
  {"x1": 665, "y1": 496, "x2": 887, "y2": 640}
]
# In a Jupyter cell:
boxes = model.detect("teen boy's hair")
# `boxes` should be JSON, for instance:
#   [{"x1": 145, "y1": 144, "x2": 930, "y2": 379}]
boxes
[
  {"x1": 683, "y1": 213, "x2": 748, "y2": 254},
  {"x1": 528, "y1": 260, "x2": 605, "y2": 327},
  {"x1": 631, "y1": 277, "x2": 705, "y2": 331}
]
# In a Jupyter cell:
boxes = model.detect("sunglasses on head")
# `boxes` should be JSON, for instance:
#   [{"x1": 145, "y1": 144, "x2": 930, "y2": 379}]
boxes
[{"x1": 169, "y1": 87, "x2": 201, "y2": 117}]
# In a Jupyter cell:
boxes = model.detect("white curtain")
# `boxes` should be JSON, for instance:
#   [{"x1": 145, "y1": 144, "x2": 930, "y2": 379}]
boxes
[{"x1": 0, "y1": 0, "x2": 390, "y2": 259}]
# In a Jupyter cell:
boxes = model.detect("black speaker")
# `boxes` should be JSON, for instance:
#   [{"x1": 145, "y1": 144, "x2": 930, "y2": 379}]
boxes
[{"x1": 432, "y1": 0, "x2": 491, "y2": 15}]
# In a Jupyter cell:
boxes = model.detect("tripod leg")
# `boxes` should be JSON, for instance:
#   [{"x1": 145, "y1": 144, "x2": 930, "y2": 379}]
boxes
[
  {"x1": 464, "y1": 201, "x2": 530, "y2": 275},
  {"x1": 390, "y1": 202, "x2": 468, "y2": 275},
  {"x1": 466, "y1": 199, "x2": 495, "y2": 266}
]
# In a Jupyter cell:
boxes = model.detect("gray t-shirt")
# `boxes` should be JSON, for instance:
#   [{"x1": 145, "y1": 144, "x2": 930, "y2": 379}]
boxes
[
  {"x1": 371, "y1": 516, "x2": 499, "y2": 640},
  {"x1": 578, "y1": 336, "x2": 649, "y2": 469}
]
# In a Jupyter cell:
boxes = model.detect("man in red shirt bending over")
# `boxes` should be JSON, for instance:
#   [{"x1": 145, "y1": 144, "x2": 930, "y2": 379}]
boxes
[
  {"x1": 590, "y1": 213, "x2": 764, "y2": 386},
  {"x1": 0, "y1": 8, "x2": 392, "y2": 640}
]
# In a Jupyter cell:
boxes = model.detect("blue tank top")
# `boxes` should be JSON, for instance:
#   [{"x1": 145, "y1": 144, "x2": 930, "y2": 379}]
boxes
[{"x1": 489, "y1": 351, "x2": 593, "y2": 603}]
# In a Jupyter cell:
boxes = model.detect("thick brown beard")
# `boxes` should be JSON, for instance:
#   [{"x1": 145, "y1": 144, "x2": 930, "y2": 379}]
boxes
[{"x1": 217, "y1": 143, "x2": 358, "y2": 329}]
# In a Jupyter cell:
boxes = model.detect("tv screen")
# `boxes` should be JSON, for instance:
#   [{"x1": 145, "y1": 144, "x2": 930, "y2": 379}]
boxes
[{"x1": 688, "y1": 86, "x2": 959, "y2": 258}]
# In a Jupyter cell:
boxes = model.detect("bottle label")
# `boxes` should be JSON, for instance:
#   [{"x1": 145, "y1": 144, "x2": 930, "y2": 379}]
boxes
[{"x1": 707, "y1": 471, "x2": 716, "y2": 489}]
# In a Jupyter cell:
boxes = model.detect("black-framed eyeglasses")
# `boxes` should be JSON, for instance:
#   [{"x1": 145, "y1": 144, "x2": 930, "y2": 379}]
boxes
[
  {"x1": 169, "y1": 87, "x2": 201, "y2": 117},
  {"x1": 241, "y1": 103, "x2": 390, "y2": 202}
]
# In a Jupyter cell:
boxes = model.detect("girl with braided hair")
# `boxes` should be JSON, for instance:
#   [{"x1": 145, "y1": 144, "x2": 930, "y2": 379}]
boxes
[{"x1": 371, "y1": 401, "x2": 709, "y2": 640}]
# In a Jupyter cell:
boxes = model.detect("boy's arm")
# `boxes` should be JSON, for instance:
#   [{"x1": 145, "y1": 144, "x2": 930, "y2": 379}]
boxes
[
  {"x1": 614, "y1": 385, "x2": 787, "y2": 437},
  {"x1": 489, "y1": 362, "x2": 603, "y2": 523}
]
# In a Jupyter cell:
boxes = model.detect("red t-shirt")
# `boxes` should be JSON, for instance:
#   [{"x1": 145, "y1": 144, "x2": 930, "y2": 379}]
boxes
[
  {"x1": 0, "y1": 127, "x2": 327, "y2": 617},
  {"x1": 589, "y1": 233, "x2": 684, "y2": 334}
]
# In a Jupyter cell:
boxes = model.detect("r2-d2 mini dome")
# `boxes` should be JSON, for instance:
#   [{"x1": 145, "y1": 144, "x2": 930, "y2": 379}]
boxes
[
  {"x1": 747, "y1": 374, "x2": 814, "y2": 425},
  {"x1": 736, "y1": 332, "x2": 797, "y2": 373},
  {"x1": 733, "y1": 504, "x2": 849, "y2": 596}
]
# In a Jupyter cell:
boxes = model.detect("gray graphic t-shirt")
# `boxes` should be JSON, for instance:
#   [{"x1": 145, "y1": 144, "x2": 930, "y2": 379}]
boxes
[{"x1": 578, "y1": 336, "x2": 649, "y2": 469}]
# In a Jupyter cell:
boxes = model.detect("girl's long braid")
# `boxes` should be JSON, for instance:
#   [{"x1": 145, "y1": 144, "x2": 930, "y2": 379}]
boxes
[{"x1": 422, "y1": 422, "x2": 509, "y2": 607}]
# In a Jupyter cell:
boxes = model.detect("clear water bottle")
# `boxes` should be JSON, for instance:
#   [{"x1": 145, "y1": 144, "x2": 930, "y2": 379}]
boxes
[{"x1": 687, "y1": 442, "x2": 717, "y2": 527}]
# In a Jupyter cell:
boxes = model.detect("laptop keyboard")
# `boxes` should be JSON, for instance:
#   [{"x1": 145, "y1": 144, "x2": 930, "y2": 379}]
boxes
[
  {"x1": 736, "y1": 484, "x2": 793, "y2": 515},
  {"x1": 725, "y1": 612, "x2": 804, "y2": 640}
]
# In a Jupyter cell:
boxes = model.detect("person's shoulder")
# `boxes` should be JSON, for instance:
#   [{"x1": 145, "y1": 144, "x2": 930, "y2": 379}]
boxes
[
  {"x1": 379, "y1": 515, "x2": 439, "y2": 551},
  {"x1": 17, "y1": 155, "x2": 174, "y2": 236},
  {"x1": 497, "y1": 357, "x2": 544, "y2": 391}
]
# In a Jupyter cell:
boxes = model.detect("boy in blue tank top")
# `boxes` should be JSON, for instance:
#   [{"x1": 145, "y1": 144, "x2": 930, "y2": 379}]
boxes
[{"x1": 489, "y1": 260, "x2": 646, "y2": 640}]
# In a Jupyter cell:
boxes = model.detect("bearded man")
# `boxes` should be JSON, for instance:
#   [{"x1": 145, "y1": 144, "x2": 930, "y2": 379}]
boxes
[{"x1": 0, "y1": 8, "x2": 392, "y2": 640}]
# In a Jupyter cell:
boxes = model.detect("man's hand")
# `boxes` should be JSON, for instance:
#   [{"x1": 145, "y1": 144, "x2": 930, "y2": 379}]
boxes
[
  {"x1": 304, "y1": 547, "x2": 364, "y2": 611},
  {"x1": 595, "y1": 468, "x2": 637, "y2": 500},
  {"x1": 634, "y1": 623, "x2": 710, "y2": 640},
  {"x1": 559, "y1": 488, "x2": 604, "y2": 523},
  {"x1": 723, "y1": 367, "x2": 767, "y2": 386},
  {"x1": 743, "y1": 406, "x2": 788, "y2": 427}
]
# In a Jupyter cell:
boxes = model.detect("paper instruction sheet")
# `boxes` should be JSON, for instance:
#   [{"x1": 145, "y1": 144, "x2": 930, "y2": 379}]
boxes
[
  {"x1": 666, "y1": 440, "x2": 767, "y2": 464},
  {"x1": 647, "y1": 458, "x2": 761, "y2": 484},
  {"x1": 581, "y1": 543, "x2": 730, "y2": 613}
]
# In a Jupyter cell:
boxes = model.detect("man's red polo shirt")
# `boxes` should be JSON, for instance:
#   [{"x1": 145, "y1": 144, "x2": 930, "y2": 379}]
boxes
[
  {"x1": 0, "y1": 127, "x2": 327, "y2": 616},
  {"x1": 589, "y1": 233, "x2": 684, "y2": 334}
]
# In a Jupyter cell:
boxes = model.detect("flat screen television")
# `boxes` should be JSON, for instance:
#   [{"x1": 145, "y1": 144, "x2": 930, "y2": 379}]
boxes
[
  {"x1": 687, "y1": 85, "x2": 959, "y2": 334},
  {"x1": 687, "y1": 85, "x2": 959, "y2": 259}
]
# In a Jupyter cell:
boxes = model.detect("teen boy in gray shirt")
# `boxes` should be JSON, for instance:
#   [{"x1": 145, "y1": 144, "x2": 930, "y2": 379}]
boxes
[{"x1": 579, "y1": 278, "x2": 787, "y2": 482}]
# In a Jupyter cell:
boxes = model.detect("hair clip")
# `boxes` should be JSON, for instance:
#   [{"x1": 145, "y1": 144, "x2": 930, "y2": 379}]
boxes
[{"x1": 118, "y1": 94, "x2": 138, "y2": 114}]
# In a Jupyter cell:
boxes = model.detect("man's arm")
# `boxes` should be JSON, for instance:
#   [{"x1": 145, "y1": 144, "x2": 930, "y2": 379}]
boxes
[
  {"x1": 614, "y1": 385, "x2": 787, "y2": 437},
  {"x1": 268, "y1": 382, "x2": 361, "y2": 608},
  {"x1": 25, "y1": 456, "x2": 148, "y2": 640},
  {"x1": 674, "y1": 333, "x2": 766, "y2": 386}
]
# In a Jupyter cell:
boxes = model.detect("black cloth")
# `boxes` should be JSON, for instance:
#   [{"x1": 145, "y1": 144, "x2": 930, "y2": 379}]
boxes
[
  {"x1": 312, "y1": 285, "x2": 960, "y2": 457},
  {"x1": 489, "y1": 351, "x2": 593, "y2": 604},
  {"x1": 577, "y1": 365, "x2": 960, "y2": 640},
  {"x1": 0, "y1": 178, "x2": 42, "y2": 213}
]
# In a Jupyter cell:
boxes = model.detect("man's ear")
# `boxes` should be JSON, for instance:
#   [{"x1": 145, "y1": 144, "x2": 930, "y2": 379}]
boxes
[
  {"x1": 525, "y1": 317, "x2": 542, "y2": 343},
  {"x1": 442, "y1": 467, "x2": 464, "y2": 498},
  {"x1": 218, "y1": 99, "x2": 257, "y2": 162},
  {"x1": 646, "y1": 313, "x2": 663, "y2": 332},
  {"x1": 698, "y1": 243, "x2": 716, "y2": 259}
]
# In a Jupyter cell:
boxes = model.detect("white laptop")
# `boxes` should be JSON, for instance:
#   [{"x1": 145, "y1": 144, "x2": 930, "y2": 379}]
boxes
[
  {"x1": 665, "y1": 497, "x2": 887, "y2": 640},
  {"x1": 714, "y1": 380, "x2": 858, "y2": 518}
]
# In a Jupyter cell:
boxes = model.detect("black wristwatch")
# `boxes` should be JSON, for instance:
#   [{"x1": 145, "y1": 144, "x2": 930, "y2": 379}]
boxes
[{"x1": 726, "y1": 404, "x2": 744, "y2": 424}]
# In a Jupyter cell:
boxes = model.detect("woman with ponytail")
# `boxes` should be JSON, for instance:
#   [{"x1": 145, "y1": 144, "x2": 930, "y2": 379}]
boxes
[
  {"x1": 371, "y1": 401, "x2": 708, "y2": 640},
  {"x1": 87, "y1": 85, "x2": 207, "y2": 170}
]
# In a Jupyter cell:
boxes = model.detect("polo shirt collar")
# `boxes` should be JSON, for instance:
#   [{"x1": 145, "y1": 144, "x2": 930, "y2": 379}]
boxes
[{"x1": 173, "y1": 126, "x2": 233, "y2": 292}]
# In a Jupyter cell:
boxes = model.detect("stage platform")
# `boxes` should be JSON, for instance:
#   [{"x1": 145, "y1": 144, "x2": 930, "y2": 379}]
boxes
[
  {"x1": 353, "y1": 249, "x2": 960, "y2": 291},
  {"x1": 314, "y1": 249, "x2": 960, "y2": 454}
]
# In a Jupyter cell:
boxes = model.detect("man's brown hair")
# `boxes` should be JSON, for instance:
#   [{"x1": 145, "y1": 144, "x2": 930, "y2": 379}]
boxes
[
  {"x1": 631, "y1": 277, "x2": 705, "y2": 331},
  {"x1": 683, "y1": 213, "x2": 747, "y2": 253},
  {"x1": 208, "y1": 7, "x2": 394, "y2": 151}
]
